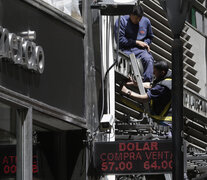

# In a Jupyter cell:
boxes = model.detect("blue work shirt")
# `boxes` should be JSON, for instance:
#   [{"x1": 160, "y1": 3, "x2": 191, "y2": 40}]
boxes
[
  {"x1": 115, "y1": 15, "x2": 154, "y2": 82},
  {"x1": 146, "y1": 70, "x2": 172, "y2": 116},
  {"x1": 114, "y1": 15, "x2": 154, "y2": 51},
  {"x1": 147, "y1": 85, "x2": 171, "y2": 116}
]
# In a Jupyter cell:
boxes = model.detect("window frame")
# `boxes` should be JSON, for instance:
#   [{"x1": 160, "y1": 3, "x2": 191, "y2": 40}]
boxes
[
  {"x1": 187, "y1": 6, "x2": 207, "y2": 37},
  {"x1": 0, "y1": 97, "x2": 32, "y2": 180},
  {"x1": 22, "y1": 0, "x2": 85, "y2": 34}
]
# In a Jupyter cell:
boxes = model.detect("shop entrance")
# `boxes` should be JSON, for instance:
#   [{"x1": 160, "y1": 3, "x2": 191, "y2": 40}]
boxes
[{"x1": 0, "y1": 99, "x2": 85, "y2": 180}]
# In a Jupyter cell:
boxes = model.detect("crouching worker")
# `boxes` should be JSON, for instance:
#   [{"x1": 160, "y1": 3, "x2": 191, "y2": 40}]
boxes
[
  {"x1": 121, "y1": 60, "x2": 172, "y2": 127},
  {"x1": 114, "y1": 5, "x2": 154, "y2": 82}
]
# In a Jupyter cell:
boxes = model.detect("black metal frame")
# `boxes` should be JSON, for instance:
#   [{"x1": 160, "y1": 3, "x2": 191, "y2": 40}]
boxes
[{"x1": 91, "y1": 0, "x2": 138, "y2": 15}]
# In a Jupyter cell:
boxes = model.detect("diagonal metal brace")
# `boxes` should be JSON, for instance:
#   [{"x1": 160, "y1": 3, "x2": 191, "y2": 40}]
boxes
[{"x1": 129, "y1": 53, "x2": 150, "y2": 113}]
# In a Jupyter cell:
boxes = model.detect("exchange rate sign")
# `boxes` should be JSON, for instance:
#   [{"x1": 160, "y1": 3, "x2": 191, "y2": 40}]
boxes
[
  {"x1": 94, "y1": 140, "x2": 172, "y2": 174},
  {"x1": 0, "y1": 145, "x2": 40, "y2": 178}
]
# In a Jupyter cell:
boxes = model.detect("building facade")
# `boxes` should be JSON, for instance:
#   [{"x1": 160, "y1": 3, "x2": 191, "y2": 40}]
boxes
[{"x1": 0, "y1": 0, "x2": 206, "y2": 180}]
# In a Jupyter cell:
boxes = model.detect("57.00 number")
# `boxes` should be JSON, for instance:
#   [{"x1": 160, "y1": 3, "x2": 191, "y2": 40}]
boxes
[{"x1": 102, "y1": 161, "x2": 132, "y2": 171}]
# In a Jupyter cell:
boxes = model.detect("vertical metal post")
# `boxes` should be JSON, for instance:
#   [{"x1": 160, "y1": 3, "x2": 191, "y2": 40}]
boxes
[
  {"x1": 104, "y1": 15, "x2": 115, "y2": 180},
  {"x1": 24, "y1": 107, "x2": 33, "y2": 180},
  {"x1": 183, "y1": 140, "x2": 188, "y2": 179},
  {"x1": 163, "y1": 0, "x2": 192, "y2": 178},
  {"x1": 172, "y1": 38, "x2": 184, "y2": 180},
  {"x1": 83, "y1": 0, "x2": 100, "y2": 179},
  {"x1": 115, "y1": 16, "x2": 121, "y2": 63},
  {"x1": 16, "y1": 109, "x2": 23, "y2": 180},
  {"x1": 205, "y1": 38, "x2": 207, "y2": 98},
  {"x1": 17, "y1": 107, "x2": 32, "y2": 180}
]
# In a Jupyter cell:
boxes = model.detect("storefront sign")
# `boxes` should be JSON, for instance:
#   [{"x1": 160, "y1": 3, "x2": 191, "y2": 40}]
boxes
[
  {"x1": 0, "y1": 26, "x2": 45, "y2": 73},
  {"x1": 184, "y1": 89, "x2": 207, "y2": 117},
  {"x1": 94, "y1": 140, "x2": 173, "y2": 174},
  {"x1": 0, "y1": 145, "x2": 39, "y2": 178}
]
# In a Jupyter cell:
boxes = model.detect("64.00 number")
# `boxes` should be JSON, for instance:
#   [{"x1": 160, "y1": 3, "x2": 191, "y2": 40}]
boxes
[{"x1": 144, "y1": 160, "x2": 172, "y2": 170}]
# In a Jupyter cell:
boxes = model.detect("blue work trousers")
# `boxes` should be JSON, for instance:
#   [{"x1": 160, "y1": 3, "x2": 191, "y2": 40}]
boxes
[{"x1": 123, "y1": 48, "x2": 154, "y2": 82}]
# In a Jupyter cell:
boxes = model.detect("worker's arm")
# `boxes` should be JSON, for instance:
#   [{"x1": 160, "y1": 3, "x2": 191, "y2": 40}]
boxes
[
  {"x1": 121, "y1": 85, "x2": 149, "y2": 103},
  {"x1": 144, "y1": 19, "x2": 154, "y2": 45},
  {"x1": 136, "y1": 40, "x2": 150, "y2": 51},
  {"x1": 126, "y1": 81, "x2": 151, "y2": 89},
  {"x1": 143, "y1": 82, "x2": 151, "y2": 89}
]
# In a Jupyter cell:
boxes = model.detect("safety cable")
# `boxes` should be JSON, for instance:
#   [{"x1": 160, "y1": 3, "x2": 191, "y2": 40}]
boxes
[
  {"x1": 91, "y1": 16, "x2": 121, "y2": 141},
  {"x1": 100, "y1": 15, "x2": 121, "y2": 121}
]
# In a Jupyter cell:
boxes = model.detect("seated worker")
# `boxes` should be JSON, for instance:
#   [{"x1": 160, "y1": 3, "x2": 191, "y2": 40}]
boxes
[
  {"x1": 114, "y1": 5, "x2": 154, "y2": 82},
  {"x1": 121, "y1": 61, "x2": 172, "y2": 126}
]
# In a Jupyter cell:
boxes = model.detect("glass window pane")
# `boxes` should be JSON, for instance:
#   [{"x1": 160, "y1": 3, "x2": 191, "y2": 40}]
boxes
[
  {"x1": 42, "y1": 0, "x2": 82, "y2": 22},
  {"x1": 191, "y1": 8, "x2": 197, "y2": 28},
  {"x1": 0, "y1": 102, "x2": 16, "y2": 180},
  {"x1": 204, "y1": 16, "x2": 207, "y2": 35},
  {"x1": 195, "y1": 11, "x2": 203, "y2": 32}
]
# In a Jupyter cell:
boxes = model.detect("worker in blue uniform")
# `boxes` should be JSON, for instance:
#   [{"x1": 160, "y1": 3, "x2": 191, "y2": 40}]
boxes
[
  {"x1": 114, "y1": 5, "x2": 154, "y2": 82},
  {"x1": 121, "y1": 61, "x2": 172, "y2": 125}
]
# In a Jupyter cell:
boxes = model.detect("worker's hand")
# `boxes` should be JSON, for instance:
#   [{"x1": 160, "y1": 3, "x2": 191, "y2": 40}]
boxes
[
  {"x1": 126, "y1": 78, "x2": 137, "y2": 87},
  {"x1": 136, "y1": 40, "x2": 150, "y2": 52},
  {"x1": 125, "y1": 76, "x2": 138, "y2": 87},
  {"x1": 129, "y1": 75, "x2": 134, "y2": 82},
  {"x1": 121, "y1": 85, "x2": 129, "y2": 94},
  {"x1": 146, "y1": 45, "x2": 150, "y2": 52},
  {"x1": 126, "y1": 81, "x2": 137, "y2": 86}
]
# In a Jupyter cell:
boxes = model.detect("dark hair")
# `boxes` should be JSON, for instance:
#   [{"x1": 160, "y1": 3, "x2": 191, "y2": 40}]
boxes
[
  {"x1": 154, "y1": 61, "x2": 169, "y2": 73},
  {"x1": 131, "y1": 5, "x2": 144, "y2": 17}
]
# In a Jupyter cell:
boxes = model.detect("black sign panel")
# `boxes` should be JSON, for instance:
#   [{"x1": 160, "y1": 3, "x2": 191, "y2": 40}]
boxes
[
  {"x1": 94, "y1": 140, "x2": 172, "y2": 174},
  {"x1": 0, "y1": 145, "x2": 40, "y2": 178},
  {"x1": 0, "y1": 0, "x2": 85, "y2": 117}
]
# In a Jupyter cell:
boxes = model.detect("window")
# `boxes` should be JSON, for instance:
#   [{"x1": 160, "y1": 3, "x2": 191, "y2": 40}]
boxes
[
  {"x1": 188, "y1": 7, "x2": 207, "y2": 35},
  {"x1": 0, "y1": 102, "x2": 17, "y2": 180},
  {"x1": 191, "y1": 8, "x2": 196, "y2": 27},
  {"x1": 42, "y1": 0, "x2": 82, "y2": 22},
  {"x1": 0, "y1": 102, "x2": 31, "y2": 180},
  {"x1": 204, "y1": 16, "x2": 207, "y2": 35},
  {"x1": 195, "y1": 10, "x2": 203, "y2": 32}
]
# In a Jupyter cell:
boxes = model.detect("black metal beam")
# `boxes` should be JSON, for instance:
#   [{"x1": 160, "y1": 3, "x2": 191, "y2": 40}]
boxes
[
  {"x1": 172, "y1": 38, "x2": 184, "y2": 180},
  {"x1": 91, "y1": 0, "x2": 137, "y2": 15}
]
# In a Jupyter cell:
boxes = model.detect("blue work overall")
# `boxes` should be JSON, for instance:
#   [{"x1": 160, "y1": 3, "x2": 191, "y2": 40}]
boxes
[{"x1": 115, "y1": 15, "x2": 154, "y2": 82}]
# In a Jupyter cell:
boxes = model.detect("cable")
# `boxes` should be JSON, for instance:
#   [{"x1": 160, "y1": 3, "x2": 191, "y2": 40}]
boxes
[
  {"x1": 100, "y1": 16, "x2": 121, "y2": 121},
  {"x1": 91, "y1": 16, "x2": 121, "y2": 142}
]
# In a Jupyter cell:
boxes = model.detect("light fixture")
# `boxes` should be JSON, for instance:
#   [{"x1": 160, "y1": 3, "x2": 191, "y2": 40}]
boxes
[
  {"x1": 159, "y1": 0, "x2": 192, "y2": 37},
  {"x1": 91, "y1": 0, "x2": 138, "y2": 15}
]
